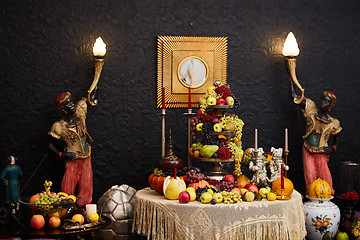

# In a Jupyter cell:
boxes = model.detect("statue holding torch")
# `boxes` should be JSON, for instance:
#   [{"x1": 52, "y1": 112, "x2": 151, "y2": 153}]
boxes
[
  {"x1": 48, "y1": 37, "x2": 106, "y2": 206},
  {"x1": 283, "y1": 33, "x2": 341, "y2": 195}
]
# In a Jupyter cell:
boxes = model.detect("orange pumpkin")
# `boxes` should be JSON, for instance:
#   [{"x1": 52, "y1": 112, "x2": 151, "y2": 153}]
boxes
[
  {"x1": 272, "y1": 178, "x2": 294, "y2": 196},
  {"x1": 237, "y1": 174, "x2": 250, "y2": 188},
  {"x1": 148, "y1": 174, "x2": 186, "y2": 195},
  {"x1": 307, "y1": 178, "x2": 331, "y2": 199},
  {"x1": 188, "y1": 180, "x2": 209, "y2": 190}
]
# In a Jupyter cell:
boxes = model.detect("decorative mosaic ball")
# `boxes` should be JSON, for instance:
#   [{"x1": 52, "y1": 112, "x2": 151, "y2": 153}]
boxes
[{"x1": 97, "y1": 184, "x2": 137, "y2": 221}]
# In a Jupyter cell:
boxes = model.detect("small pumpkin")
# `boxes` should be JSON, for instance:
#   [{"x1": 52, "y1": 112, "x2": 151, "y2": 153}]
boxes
[
  {"x1": 188, "y1": 180, "x2": 209, "y2": 190},
  {"x1": 148, "y1": 174, "x2": 186, "y2": 195},
  {"x1": 307, "y1": 178, "x2": 331, "y2": 199},
  {"x1": 272, "y1": 177, "x2": 294, "y2": 196}
]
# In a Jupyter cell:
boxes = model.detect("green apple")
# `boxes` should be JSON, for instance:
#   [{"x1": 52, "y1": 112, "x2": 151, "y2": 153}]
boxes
[
  {"x1": 199, "y1": 98, "x2": 207, "y2": 105},
  {"x1": 196, "y1": 123, "x2": 203, "y2": 131},
  {"x1": 212, "y1": 193, "x2": 223, "y2": 203},
  {"x1": 186, "y1": 187, "x2": 195, "y2": 192},
  {"x1": 240, "y1": 188, "x2": 248, "y2": 196},
  {"x1": 213, "y1": 123, "x2": 222, "y2": 132},
  {"x1": 207, "y1": 97, "x2": 217, "y2": 105},
  {"x1": 207, "y1": 189, "x2": 214, "y2": 195},
  {"x1": 336, "y1": 232, "x2": 349, "y2": 240},
  {"x1": 200, "y1": 145, "x2": 219, "y2": 158},
  {"x1": 200, "y1": 192, "x2": 212, "y2": 203}
]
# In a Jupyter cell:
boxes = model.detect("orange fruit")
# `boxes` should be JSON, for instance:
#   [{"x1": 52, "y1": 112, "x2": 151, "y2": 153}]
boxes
[
  {"x1": 272, "y1": 178, "x2": 294, "y2": 196},
  {"x1": 72, "y1": 214, "x2": 84, "y2": 224}
]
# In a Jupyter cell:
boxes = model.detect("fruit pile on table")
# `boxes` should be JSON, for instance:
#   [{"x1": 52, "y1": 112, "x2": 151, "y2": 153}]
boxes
[
  {"x1": 149, "y1": 167, "x2": 290, "y2": 204},
  {"x1": 24, "y1": 180, "x2": 100, "y2": 230}
]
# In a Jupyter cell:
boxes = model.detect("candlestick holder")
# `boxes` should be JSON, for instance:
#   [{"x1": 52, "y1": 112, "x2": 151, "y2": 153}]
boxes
[
  {"x1": 276, "y1": 188, "x2": 291, "y2": 200},
  {"x1": 284, "y1": 149, "x2": 289, "y2": 178}
]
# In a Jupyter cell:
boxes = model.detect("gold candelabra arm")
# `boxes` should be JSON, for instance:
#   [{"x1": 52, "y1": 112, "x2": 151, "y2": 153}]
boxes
[
  {"x1": 287, "y1": 57, "x2": 304, "y2": 104},
  {"x1": 87, "y1": 58, "x2": 105, "y2": 106}
]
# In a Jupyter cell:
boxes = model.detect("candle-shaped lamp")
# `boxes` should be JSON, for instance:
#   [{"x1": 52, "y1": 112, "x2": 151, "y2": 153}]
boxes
[
  {"x1": 283, "y1": 32, "x2": 304, "y2": 104},
  {"x1": 162, "y1": 87, "x2": 166, "y2": 110},
  {"x1": 93, "y1": 37, "x2": 107, "y2": 57},
  {"x1": 161, "y1": 87, "x2": 166, "y2": 157},
  {"x1": 254, "y1": 129, "x2": 258, "y2": 152},
  {"x1": 88, "y1": 37, "x2": 106, "y2": 106},
  {"x1": 282, "y1": 32, "x2": 299, "y2": 57},
  {"x1": 188, "y1": 87, "x2": 191, "y2": 109},
  {"x1": 285, "y1": 128, "x2": 288, "y2": 151},
  {"x1": 281, "y1": 163, "x2": 284, "y2": 189}
]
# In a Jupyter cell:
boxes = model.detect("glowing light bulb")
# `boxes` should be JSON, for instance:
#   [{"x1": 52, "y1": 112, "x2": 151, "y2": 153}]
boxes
[
  {"x1": 93, "y1": 37, "x2": 106, "y2": 57},
  {"x1": 282, "y1": 32, "x2": 299, "y2": 57}
]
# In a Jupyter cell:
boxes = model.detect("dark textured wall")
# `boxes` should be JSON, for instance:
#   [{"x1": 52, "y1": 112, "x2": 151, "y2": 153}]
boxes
[{"x1": 1, "y1": 0, "x2": 360, "y2": 202}]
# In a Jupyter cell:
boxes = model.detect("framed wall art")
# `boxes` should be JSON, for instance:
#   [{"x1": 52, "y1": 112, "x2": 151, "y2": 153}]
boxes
[{"x1": 157, "y1": 36, "x2": 228, "y2": 108}]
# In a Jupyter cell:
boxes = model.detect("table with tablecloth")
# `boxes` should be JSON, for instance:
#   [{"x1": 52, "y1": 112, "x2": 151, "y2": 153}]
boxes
[{"x1": 132, "y1": 188, "x2": 307, "y2": 240}]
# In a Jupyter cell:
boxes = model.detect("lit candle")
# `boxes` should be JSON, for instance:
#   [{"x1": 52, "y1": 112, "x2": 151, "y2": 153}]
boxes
[
  {"x1": 93, "y1": 37, "x2": 107, "y2": 57},
  {"x1": 188, "y1": 87, "x2": 191, "y2": 109},
  {"x1": 281, "y1": 163, "x2": 284, "y2": 189},
  {"x1": 254, "y1": 129, "x2": 258, "y2": 152},
  {"x1": 86, "y1": 204, "x2": 97, "y2": 217},
  {"x1": 285, "y1": 128, "x2": 288, "y2": 151},
  {"x1": 162, "y1": 87, "x2": 165, "y2": 110}
]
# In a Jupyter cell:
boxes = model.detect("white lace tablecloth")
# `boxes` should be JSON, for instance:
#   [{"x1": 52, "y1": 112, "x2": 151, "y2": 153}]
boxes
[{"x1": 132, "y1": 188, "x2": 306, "y2": 240}]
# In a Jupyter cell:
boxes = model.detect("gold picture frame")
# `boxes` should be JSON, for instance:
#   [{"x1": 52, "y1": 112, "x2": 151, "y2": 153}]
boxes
[{"x1": 157, "y1": 36, "x2": 228, "y2": 108}]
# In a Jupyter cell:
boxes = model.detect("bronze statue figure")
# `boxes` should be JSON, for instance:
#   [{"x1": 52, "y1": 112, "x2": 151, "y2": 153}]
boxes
[{"x1": 290, "y1": 81, "x2": 341, "y2": 195}]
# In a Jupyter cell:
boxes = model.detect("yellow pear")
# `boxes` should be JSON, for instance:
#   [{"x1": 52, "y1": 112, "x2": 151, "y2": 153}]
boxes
[{"x1": 187, "y1": 190, "x2": 196, "y2": 201}]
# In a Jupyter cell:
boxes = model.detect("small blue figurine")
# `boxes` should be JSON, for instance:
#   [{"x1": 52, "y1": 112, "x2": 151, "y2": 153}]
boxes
[{"x1": 1, "y1": 156, "x2": 23, "y2": 203}]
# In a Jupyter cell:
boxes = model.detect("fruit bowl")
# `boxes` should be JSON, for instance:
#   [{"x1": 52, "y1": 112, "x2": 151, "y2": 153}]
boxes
[{"x1": 20, "y1": 196, "x2": 76, "y2": 217}]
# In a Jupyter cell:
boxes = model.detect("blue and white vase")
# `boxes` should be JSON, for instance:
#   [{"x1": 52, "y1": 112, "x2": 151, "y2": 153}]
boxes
[{"x1": 303, "y1": 196, "x2": 340, "y2": 240}]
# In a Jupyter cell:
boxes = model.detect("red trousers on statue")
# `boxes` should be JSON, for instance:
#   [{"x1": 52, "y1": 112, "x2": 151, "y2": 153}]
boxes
[
  {"x1": 302, "y1": 146, "x2": 334, "y2": 195},
  {"x1": 61, "y1": 156, "x2": 93, "y2": 207}
]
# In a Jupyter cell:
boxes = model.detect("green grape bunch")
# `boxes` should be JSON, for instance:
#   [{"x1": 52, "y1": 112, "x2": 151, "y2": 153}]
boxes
[
  {"x1": 221, "y1": 191, "x2": 243, "y2": 204},
  {"x1": 33, "y1": 180, "x2": 65, "y2": 215}
]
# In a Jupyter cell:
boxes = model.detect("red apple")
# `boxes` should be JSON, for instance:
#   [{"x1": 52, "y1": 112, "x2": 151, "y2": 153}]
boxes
[
  {"x1": 216, "y1": 98, "x2": 225, "y2": 105},
  {"x1": 29, "y1": 193, "x2": 40, "y2": 212},
  {"x1": 231, "y1": 188, "x2": 242, "y2": 196},
  {"x1": 225, "y1": 96, "x2": 234, "y2": 105},
  {"x1": 49, "y1": 216, "x2": 61, "y2": 228},
  {"x1": 223, "y1": 175, "x2": 235, "y2": 182},
  {"x1": 178, "y1": 191, "x2": 190, "y2": 204},
  {"x1": 188, "y1": 147, "x2": 194, "y2": 157},
  {"x1": 30, "y1": 215, "x2": 45, "y2": 229},
  {"x1": 245, "y1": 183, "x2": 259, "y2": 193}
]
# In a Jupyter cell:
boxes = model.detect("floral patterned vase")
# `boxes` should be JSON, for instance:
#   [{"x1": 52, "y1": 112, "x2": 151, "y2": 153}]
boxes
[{"x1": 304, "y1": 197, "x2": 340, "y2": 240}]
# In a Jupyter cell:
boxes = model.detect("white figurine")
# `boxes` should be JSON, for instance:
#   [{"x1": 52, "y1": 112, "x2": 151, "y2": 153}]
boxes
[
  {"x1": 267, "y1": 147, "x2": 289, "y2": 183},
  {"x1": 248, "y1": 147, "x2": 267, "y2": 184}
]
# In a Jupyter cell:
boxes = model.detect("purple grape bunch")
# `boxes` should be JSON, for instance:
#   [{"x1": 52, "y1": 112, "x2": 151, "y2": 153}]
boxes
[
  {"x1": 186, "y1": 169, "x2": 206, "y2": 184},
  {"x1": 219, "y1": 181, "x2": 239, "y2": 192}
]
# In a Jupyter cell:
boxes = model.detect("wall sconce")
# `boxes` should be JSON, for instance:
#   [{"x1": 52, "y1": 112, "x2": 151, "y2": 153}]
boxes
[
  {"x1": 283, "y1": 32, "x2": 304, "y2": 104},
  {"x1": 87, "y1": 37, "x2": 106, "y2": 106}
]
